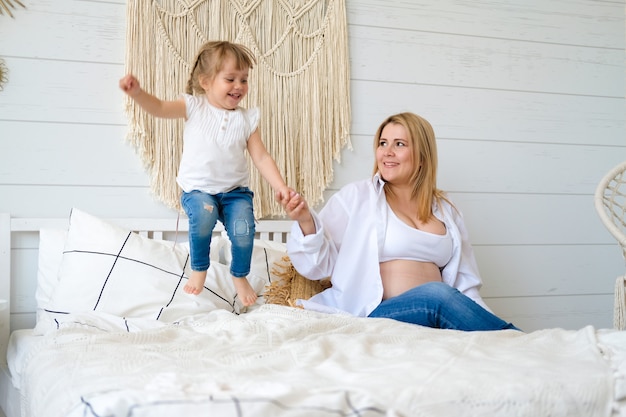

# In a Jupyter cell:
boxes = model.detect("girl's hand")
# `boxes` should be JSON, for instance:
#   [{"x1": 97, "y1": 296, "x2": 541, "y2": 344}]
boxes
[
  {"x1": 119, "y1": 74, "x2": 141, "y2": 97},
  {"x1": 275, "y1": 186, "x2": 291, "y2": 204}
]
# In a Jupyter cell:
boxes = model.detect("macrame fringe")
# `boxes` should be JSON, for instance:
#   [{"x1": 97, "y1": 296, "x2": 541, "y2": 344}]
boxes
[
  {"x1": 124, "y1": 0, "x2": 351, "y2": 217},
  {"x1": 615, "y1": 275, "x2": 626, "y2": 330}
]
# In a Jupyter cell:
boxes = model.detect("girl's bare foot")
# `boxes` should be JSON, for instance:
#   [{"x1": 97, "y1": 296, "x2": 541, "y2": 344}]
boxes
[
  {"x1": 185, "y1": 270, "x2": 207, "y2": 295},
  {"x1": 232, "y1": 277, "x2": 258, "y2": 306}
]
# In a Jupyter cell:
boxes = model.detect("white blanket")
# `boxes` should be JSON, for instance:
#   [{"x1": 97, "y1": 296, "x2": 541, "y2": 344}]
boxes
[{"x1": 22, "y1": 305, "x2": 626, "y2": 417}]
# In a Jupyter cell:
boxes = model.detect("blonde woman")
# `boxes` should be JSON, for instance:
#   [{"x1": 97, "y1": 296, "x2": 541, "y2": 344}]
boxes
[{"x1": 280, "y1": 112, "x2": 519, "y2": 331}]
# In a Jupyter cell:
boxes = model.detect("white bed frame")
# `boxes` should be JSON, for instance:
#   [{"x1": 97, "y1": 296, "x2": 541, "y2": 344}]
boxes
[{"x1": 0, "y1": 212, "x2": 293, "y2": 417}]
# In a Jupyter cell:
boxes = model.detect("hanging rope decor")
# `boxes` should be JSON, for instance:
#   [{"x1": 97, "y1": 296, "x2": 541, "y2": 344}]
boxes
[
  {"x1": 123, "y1": 0, "x2": 351, "y2": 218},
  {"x1": 0, "y1": 0, "x2": 25, "y2": 18},
  {"x1": 0, "y1": 59, "x2": 8, "y2": 91}
]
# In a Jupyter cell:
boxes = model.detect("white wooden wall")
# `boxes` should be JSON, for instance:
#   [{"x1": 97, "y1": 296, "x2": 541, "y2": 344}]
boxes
[{"x1": 0, "y1": 0, "x2": 624, "y2": 332}]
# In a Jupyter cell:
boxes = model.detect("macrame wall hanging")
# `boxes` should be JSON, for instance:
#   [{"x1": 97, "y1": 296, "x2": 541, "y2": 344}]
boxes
[{"x1": 124, "y1": 0, "x2": 351, "y2": 218}]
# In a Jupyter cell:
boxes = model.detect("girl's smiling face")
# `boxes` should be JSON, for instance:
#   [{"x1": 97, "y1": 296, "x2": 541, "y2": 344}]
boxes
[
  {"x1": 376, "y1": 122, "x2": 415, "y2": 185},
  {"x1": 201, "y1": 54, "x2": 249, "y2": 110}
]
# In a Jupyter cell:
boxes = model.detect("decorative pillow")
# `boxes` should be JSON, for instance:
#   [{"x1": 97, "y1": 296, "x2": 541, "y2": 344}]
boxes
[
  {"x1": 264, "y1": 257, "x2": 331, "y2": 307},
  {"x1": 35, "y1": 228, "x2": 67, "y2": 318},
  {"x1": 43, "y1": 209, "x2": 244, "y2": 325}
]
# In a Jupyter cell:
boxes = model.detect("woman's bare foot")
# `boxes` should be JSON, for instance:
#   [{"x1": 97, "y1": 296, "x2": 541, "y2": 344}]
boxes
[
  {"x1": 232, "y1": 277, "x2": 258, "y2": 306},
  {"x1": 185, "y1": 270, "x2": 207, "y2": 295}
]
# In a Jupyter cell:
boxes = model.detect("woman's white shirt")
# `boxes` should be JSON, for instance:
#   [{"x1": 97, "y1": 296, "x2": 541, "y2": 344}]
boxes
[{"x1": 286, "y1": 174, "x2": 491, "y2": 316}]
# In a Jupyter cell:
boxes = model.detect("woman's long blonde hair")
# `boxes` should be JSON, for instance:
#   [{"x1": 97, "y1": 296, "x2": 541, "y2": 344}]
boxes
[
  {"x1": 372, "y1": 112, "x2": 450, "y2": 222},
  {"x1": 186, "y1": 41, "x2": 256, "y2": 95}
]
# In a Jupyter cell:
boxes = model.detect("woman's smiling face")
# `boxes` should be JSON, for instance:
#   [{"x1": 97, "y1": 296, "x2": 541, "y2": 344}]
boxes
[{"x1": 376, "y1": 122, "x2": 415, "y2": 185}]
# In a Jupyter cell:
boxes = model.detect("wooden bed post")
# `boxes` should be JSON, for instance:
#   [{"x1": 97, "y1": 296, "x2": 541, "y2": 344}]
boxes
[{"x1": 0, "y1": 214, "x2": 10, "y2": 365}]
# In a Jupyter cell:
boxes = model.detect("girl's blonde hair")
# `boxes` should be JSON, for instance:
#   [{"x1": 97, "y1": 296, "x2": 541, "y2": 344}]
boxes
[
  {"x1": 372, "y1": 112, "x2": 451, "y2": 222},
  {"x1": 186, "y1": 41, "x2": 256, "y2": 95}
]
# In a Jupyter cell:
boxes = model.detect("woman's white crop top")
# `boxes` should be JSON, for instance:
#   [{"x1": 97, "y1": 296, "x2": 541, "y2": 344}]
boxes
[{"x1": 380, "y1": 204, "x2": 453, "y2": 268}]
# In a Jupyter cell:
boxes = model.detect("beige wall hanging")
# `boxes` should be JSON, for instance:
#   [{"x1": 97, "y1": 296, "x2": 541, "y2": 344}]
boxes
[{"x1": 124, "y1": 0, "x2": 351, "y2": 218}]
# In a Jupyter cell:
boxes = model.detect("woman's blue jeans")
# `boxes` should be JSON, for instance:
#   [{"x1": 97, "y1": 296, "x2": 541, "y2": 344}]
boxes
[
  {"x1": 368, "y1": 282, "x2": 520, "y2": 331},
  {"x1": 181, "y1": 188, "x2": 255, "y2": 277}
]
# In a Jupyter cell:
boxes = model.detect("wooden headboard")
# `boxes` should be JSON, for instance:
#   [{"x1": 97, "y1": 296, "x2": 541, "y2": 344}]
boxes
[{"x1": 0, "y1": 213, "x2": 293, "y2": 363}]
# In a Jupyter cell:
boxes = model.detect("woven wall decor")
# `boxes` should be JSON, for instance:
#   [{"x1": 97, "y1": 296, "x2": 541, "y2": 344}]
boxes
[
  {"x1": 124, "y1": 0, "x2": 351, "y2": 217},
  {"x1": 0, "y1": 59, "x2": 7, "y2": 91},
  {"x1": 0, "y1": 0, "x2": 25, "y2": 18}
]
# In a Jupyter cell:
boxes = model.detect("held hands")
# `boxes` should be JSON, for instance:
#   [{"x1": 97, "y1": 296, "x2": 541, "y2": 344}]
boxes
[
  {"x1": 119, "y1": 74, "x2": 141, "y2": 97},
  {"x1": 274, "y1": 186, "x2": 292, "y2": 206},
  {"x1": 277, "y1": 188, "x2": 308, "y2": 221},
  {"x1": 277, "y1": 189, "x2": 316, "y2": 235}
]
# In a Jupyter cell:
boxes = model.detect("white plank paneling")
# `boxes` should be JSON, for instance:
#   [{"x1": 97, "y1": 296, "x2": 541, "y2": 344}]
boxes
[
  {"x1": 450, "y1": 193, "x2": 611, "y2": 245},
  {"x1": 474, "y1": 245, "x2": 622, "y2": 297},
  {"x1": 349, "y1": 25, "x2": 623, "y2": 96},
  {"x1": 486, "y1": 294, "x2": 614, "y2": 331},
  {"x1": 347, "y1": 0, "x2": 624, "y2": 48},
  {"x1": 0, "y1": 0, "x2": 125, "y2": 62},
  {"x1": 0, "y1": 58, "x2": 126, "y2": 125},
  {"x1": 438, "y1": 141, "x2": 626, "y2": 194},
  {"x1": 0, "y1": 121, "x2": 149, "y2": 186},
  {"x1": 350, "y1": 79, "x2": 626, "y2": 146}
]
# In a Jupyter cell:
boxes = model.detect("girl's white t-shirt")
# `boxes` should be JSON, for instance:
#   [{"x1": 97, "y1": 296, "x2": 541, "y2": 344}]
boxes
[{"x1": 176, "y1": 94, "x2": 260, "y2": 194}]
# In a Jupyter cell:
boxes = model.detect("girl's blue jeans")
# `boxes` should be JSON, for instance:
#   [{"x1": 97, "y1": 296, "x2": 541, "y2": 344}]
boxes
[
  {"x1": 368, "y1": 282, "x2": 521, "y2": 331},
  {"x1": 181, "y1": 188, "x2": 255, "y2": 277}
]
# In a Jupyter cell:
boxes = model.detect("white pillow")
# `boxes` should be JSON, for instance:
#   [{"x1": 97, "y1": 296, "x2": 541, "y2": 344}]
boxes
[
  {"x1": 34, "y1": 215, "x2": 227, "y2": 321},
  {"x1": 35, "y1": 228, "x2": 67, "y2": 318},
  {"x1": 43, "y1": 209, "x2": 245, "y2": 325}
]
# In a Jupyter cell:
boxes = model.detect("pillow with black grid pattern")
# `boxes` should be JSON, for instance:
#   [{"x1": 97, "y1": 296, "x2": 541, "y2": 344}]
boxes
[{"x1": 44, "y1": 208, "x2": 242, "y2": 323}]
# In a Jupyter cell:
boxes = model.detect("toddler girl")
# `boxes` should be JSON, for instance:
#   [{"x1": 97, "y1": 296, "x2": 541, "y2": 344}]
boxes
[{"x1": 120, "y1": 41, "x2": 290, "y2": 307}]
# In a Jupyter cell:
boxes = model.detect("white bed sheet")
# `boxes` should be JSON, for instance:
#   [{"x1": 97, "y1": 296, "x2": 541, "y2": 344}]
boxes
[
  {"x1": 7, "y1": 329, "x2": 40, "y2": 391},
  {"x1": 18, "y1": 304, "x2": 626, "y2": 417},
  {"x1": 598, "y1": 329, "x2": 626, "y2": 417},
  {"x1": 0, "y1": 329, "x2": 41, "y2": 417}
]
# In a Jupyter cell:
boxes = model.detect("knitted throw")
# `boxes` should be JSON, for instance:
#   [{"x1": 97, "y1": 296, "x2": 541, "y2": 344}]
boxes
[{"x1": 123, "y1": 0, "x2": 351, "y2": 217}]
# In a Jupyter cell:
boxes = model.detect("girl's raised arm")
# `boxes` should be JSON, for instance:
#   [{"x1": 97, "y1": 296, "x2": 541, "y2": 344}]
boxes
[{"x1": 119, "y1": 74, "x2": 186, "y2": 119}]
